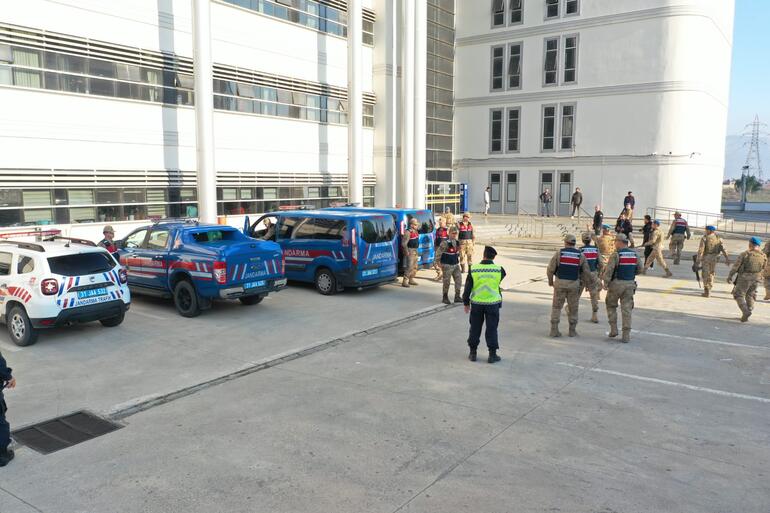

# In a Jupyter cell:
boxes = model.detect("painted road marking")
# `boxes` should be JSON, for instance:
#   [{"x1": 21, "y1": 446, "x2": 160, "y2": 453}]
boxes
[
  {"x1": 634, "y1": 330, "x2": 770, "y2": 351},
  {"x1": 130, "y1": 309, "x2": 167, "y2": 321},
  {"x1": 556, "y1": 362, "x2": 770, "y2": 404}
]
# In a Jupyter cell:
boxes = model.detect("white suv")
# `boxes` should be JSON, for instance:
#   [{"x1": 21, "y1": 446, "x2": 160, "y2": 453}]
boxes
[{"x1": 0, "y1": 237, "x2": 131, "y2": 346}]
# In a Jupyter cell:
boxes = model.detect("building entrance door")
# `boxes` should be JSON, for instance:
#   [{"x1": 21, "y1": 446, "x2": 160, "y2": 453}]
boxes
[
  {"x1": 539, "y1": 171, "x2": 554, "y2": 216},
  {"x1": 504, "y1": 172, "x2": 518, "y2": 214},
  {"x1": 488, "y1": 171, "x2": 502, "y2": 214},
  {"x1": 557, "y1": 171, "x2": 573, "y2": 217}
]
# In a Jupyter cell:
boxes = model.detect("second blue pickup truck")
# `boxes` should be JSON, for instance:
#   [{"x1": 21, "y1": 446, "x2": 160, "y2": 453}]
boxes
[{"x1": 117, "y1": 220, "x2": 286, "y2": 317}]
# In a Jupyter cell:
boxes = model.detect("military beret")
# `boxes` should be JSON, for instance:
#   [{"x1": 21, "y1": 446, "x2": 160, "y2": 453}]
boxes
[
  {"x1": 602, "y1": 224, "x2": 610, "y2": 230},
  {"x1": 750, "y1": 236, "x2": 762, "y2": 246},
  {"x1": 653, "y1": 220, "x2": 661, "y2": 225},
  {"x1": 706, "y1": 225, "x2": 716, "y2": 231}
]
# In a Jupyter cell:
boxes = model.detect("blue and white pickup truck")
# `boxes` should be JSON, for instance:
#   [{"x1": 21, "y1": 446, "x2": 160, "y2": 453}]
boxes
[{"x1": 117, "y1": 220, "x2": 286, "y2": 317}]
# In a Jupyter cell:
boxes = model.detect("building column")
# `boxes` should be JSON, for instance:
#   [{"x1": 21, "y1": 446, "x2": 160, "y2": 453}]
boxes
[
  {"x1": 347, "y1": 0, "x2": 364, "y2": 206},
  {"x1": 412, "y1": 0, "x2": 427, "y2": 209},
  {"x1": 192, "y1": 0, "x2": 217, "y2": 223},
  {"x1": 401, "y1": 0, "x2": 415, "y2": 208}
]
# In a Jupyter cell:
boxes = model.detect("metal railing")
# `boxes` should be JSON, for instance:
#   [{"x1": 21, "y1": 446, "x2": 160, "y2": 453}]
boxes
[
  {"x1": 507, "y1": 208, "x2": 544, "y2": 239},
  {"x1": 718, "y1": 217, "x2": 770, "y2": 236},
  {"x1": 646, "y1": 206, "x2": 723, "y2": 230}
]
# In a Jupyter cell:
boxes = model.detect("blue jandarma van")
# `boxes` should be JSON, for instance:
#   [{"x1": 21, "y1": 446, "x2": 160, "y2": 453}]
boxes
[
  {"x1": 326, "y1": 208, "x2": 436, "y2": 274},
  {"x1": 246, "y1": 210, "x2": 398, "y2": 295}
]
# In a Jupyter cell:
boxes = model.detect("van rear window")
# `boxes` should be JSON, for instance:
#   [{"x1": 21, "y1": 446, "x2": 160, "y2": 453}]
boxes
[
  {"x1": 408, "y1": 212, "x2": 435, "y2": 234},
  {"x1": 48, "y1": 252, "x2": 114, "y2": 276},
  {"x1": 359, "y1": 218, "x2": 396, "y2": 244},
  {"x1": 191, "y1": 230, "x2": 241, "y2": 243}
]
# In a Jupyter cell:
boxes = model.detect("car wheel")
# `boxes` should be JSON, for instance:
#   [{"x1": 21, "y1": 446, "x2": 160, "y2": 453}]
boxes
[
  {"x1": 315, "y1": 268, "x2": 337, "y2": 296},
  {"x1": 239, "y1": 294, "x2": 264, "y2": 306},
  {"x1": 173, "y1": 279, "x2": 201, "y2": 317},
  {"x1": 99, "y1": 310, "x2": 125, "y2": 327},
  {"x1": 7, "y1": 305, "x2": 38, "y2": 347}
]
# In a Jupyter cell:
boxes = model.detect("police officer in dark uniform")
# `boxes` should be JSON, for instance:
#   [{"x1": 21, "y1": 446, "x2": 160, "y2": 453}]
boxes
[
  {"x1": 463, "y1": 246, "x2": 506, "y2": 363},
  {"x1": 0, "y1": 350, "x2": 16, "y2": 467},
  {"x1": 98, "y1": 225, "x2": 118, "y2": 254}
]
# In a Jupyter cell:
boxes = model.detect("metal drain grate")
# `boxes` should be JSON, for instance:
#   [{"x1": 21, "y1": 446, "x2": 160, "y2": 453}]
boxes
[{"x1": 12, "y1": 411, "x2": 122, "y2": 455}]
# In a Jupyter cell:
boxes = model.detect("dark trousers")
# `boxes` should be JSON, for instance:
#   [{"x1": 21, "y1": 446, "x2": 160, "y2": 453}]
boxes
[
  {"x1": 467, "y1": 303, "x2": 500, "y2": 351},
  {"x1": 644, "y1": 246, "x2": 654, "y2": 268},
  {"x1": 0, "y1": 397, "x2": 9, "y2": 452}
]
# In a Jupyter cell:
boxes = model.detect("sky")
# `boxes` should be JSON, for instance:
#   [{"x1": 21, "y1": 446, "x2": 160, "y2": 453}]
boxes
[{"x1": 726, "y1": 0, "x2": 770, "y2": 136}]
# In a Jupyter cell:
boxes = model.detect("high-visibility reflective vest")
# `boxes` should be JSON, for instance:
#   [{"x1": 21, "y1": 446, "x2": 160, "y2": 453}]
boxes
[
  {"x1": 580, "y1": 245, "x2": 599, "y2": 272},
  {"x1": 556, "y1": 247, "x2": 582, "y2": 281},
  {"x1": 615, "y1": 248, "x2": 639, "y2": 281},
  {"x1": 469, "y1": 263, "x2": 503, "y2": 305}
]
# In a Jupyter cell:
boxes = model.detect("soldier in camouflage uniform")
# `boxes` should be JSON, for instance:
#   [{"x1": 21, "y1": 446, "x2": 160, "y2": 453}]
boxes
[
  {"x1": 642, "y1": 220, "x2": 673, "y2": 277},
  {"x1": 438, "y1": 227, "x2": 463, "y2": 304},
  {"x1": 433, "y1": 217, "x2": 449, "y2": 281},
  {"x1": 547, "y1": 234, "x2": 594, "y2": 338},
  {"x1": 602, "y1": 233, "x2": 644, "y2": 343},
  {"x1": 763, "y1": 240, "x2": 770, "y2": 301},
  {"x1": 401, "y1": 218, "x2": 420, "y2": 287},
  {"x1": 457, "y1": 212, "x2": 475, "y2": 273},
  {"x1": 441, "y1": 207, "x2": 456, "y2": 229},
  {"x1": 579, "y1": 232, "x2": 601, "y2": 323},
  {"x1": 666, "y1": 211, "x2": 691, "y2": 265},
  {"x1": 727, "y1": 237, "x2": 768, "y2": 322},
  {"x1": 696, "y1": 225, "x2": 730, "y2": 298},
  {"x1": 595, "y1": 225, "x2": 616, "y2": 276}
]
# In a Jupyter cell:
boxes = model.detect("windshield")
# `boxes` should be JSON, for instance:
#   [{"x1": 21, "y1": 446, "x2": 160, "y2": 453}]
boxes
[
  {"x1": 359, "y1": 217, "x2": 396, "y2": 244},
  {"x1": 48, "y1": 252, "x2": 115, "y2": 276},
  {"x1": 407, "y1": 212, "x2": 435, "y2": 234},
  {"x1": 191, "y1": 229, "x2": 242, "y2": 243}
]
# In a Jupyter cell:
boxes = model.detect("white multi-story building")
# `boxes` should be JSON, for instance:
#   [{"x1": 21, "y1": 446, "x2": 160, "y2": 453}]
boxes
[
  {"x1": 454, "y1": 0, "x2": 735, "y2": 218},
  {"x1": 0, "y1": 0, "x2": 457, "y2": 236}
]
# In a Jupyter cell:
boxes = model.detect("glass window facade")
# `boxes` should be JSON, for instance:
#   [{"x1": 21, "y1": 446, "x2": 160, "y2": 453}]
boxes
[{"x1": 427, "y1": 0, "x2": 455, "y2": 183}]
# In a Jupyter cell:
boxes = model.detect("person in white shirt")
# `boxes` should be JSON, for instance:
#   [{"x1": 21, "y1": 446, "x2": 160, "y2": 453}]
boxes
[{"x1": 484, "y1": 187, "x2": 491, "y2": 217}]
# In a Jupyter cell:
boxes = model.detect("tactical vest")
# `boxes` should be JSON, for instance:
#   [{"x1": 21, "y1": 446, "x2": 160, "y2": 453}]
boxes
[
  {"x1": 441, "y1": 240, "x2": 460, "y2": 266},
  {"x1": 580, "y1": 245, "x2": 599, "y2": 272},
  {"x1": 458, "y1": 222, "x2": 474, "y2": 240},
  {"x1": 435, "y1": 227, "x2": 448, "y2": 247},
  {"x1": 703, "y1": 234, "x2": 722, "y2": 255},
  {"x1": 469, "y1": 263, "x2": 503, "y2": 304},
  {"x1": 99, "y1": 239, "x2": 117, "y2": 254},
  {"x1": 406, "y1": 230, "x2": 419, "y2": 249},
  {"x1": 672, "y1": 218, "x2": 688, "y2": 235},
  {"x1": 614, "y1": 248, "x2": 638, "y2": 281},
  {"x1": 739, "y1": 251, "x2": 767, "y2": 274},
  {"x1": 556, "y1": 247, "x2": 582, "y2": 281}
]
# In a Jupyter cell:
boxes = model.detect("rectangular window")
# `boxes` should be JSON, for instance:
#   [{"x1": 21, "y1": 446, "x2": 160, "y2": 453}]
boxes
[
  {"x1": 507, "y1": 108, "x2": 520, "y2": 152},
  {"x1": 546, "y1": 0, "x2": 559, "y2": 18},
  {"x1": 492, "y1": 0, "x2": 505, "y2": 27},
  {"x1": 22, "y1": 190, "x2": 51, "y2": 207},
  {"x1": 491, "y1": 45, "x2": 504, "y2": 90},
  {"x1": 490, "y1": 109, "x2": 503, "y2": 153},
  {"x1": 560, "y1": 103, "x2": 575, "y2": 150},
  {"x1": 544, "y1": 37, "x2": 559, "y2": 85},
  {"x1": 564, "y1": 35, "x2": 578, "y2": 83},
  {"x1": 0, "y1": 252, "x2": 13, "y2": 276},
  {"x1": 508, "y1": 43, "x2": 522, "y2": 89},
  {"x1": 565, "y1": 0, "x2": 579, "y2": 15},
  {"x1": 542, "y1": 105, "x2": 556, "y2": 151},
  {"x1": 510, "y1": 0, "x2": 523, "y2": 24}
]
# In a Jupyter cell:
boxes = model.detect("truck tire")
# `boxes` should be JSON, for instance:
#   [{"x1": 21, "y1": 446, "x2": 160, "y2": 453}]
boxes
[
  {"x1": 315, "y1": 268, "x2": 337, "y2": 296},
  {"x1": 239, "y1": 294, "x2": 264, "y2": 306},
  {"x1": 99, "y1": 310, "x2": 125, "y2": 327},
  {"x1": 7, "y1": 305, "x2": 39, "y2": 347},
  {"x1": 173, "y1": 279, "x2": 202, "y2": 317}
]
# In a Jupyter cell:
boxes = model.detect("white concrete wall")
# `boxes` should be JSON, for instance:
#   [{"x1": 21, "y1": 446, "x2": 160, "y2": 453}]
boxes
[{"x1": 454, "y1": 0, "x2": 735, "y2": 216}]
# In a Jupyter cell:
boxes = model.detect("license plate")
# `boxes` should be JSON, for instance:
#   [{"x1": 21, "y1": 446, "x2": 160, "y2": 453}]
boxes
[
  {"x1": 362, "y1": 269, "x2": 379, "y2": 277},
  {"x1": 244, "y1": 280, "x2": 266, "y2": 289},
  {"x1": 77, "y1": 287, "x2": 107, "y2": 299}
]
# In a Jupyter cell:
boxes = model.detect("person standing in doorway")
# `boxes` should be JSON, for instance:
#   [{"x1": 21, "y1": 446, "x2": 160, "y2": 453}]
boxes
[
  {"x1": 463, "y1": 246, "x2": 506, "y2": 363},
  {"x1": 591, "y1": 205, "x2": 604, "y2": 236},
  {"x1": 483, "y1": 186, "x2": 491, "y2": 217},
  {"x1": 623, "y1": 191, "x2": 635, "y2": 220},
  {"x1": 570, "y1": 187, "x2": 583, "y2": 219},
  {"x1": 540, "y1": 189, "x2": 552, "y2": 217}
]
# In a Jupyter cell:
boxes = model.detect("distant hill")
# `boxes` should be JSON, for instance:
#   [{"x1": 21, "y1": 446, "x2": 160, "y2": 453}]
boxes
[{"x1": 724, "y1": 135, "x2": 769, "y2": 179}]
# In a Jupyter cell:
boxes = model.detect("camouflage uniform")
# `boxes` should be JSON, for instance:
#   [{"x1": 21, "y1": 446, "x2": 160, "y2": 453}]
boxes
[
  {"x1": 546, "y1": 240, "x2": 593, "y2": 337},
  {"x1": 763, "y1": 241, "x2": 770, "y2": 300},
  {"x1": 666, "y1": 216, "x2": 691, "y2": 265},
  {"x1": 401, "y1": 227, "x2": 420, "y2": 287},
  {"x1": 457, "y1": 219, "x2": 475, "y2": 272},
  {"x1": 643, "y1": 228, "x2": 672, "y2": 276},
  {"x1": 696, "y1": 232, "x2": 728, "y2": 297},
  {"x1": 727, "y1": 249, "x2": 768, "y2": 321},
  {"x1": 602, "y1": 244, "x2": 644, "y2": 342},
  {"x1": 595, "y1": 233, "x2": 616, "y2": 275},
  {"x1": 580, "y1": 240, "x2": 601, "y2": 323},
  {"x1": 439, "y1": 238, "x2": 462, "y2": 303},
  {"x1": 433, "y1": 226, "x2": 449, "y2": 280},
  {"x1": 441, "y1": 211, "x2": 456, "y2": 228}
]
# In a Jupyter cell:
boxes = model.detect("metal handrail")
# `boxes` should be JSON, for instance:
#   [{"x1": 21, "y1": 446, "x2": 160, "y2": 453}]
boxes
[
  {"x1": 646, "y1": 206, "x2": 723, "y2": 230},
  {"x1": 507, "y1": 207, "x2": 544, "y2": 239}
]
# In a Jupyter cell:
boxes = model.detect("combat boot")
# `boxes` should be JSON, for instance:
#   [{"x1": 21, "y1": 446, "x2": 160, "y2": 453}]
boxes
[
  {"x1": 488, "y1": 350, "x2": 501, "y2": 363},
  {"x1": 442, "y1": 293, "x2": 451, "y2": 305},
  {"x1": 401, "y1": 278, "x2": 410, "y2": 288},
  {"x1": 621, "y1": 329, "x2": 631, "y2": 343},
  {"x1": 409, "y1": 278, "x2": 419, "y2": 286},
  {"x1": 454, "y1": 292, "x2": 463, "y2": 303},
  {"x1": 665, "y1": 269, "x2": 673, "y2": 278},
  {"x1": 549, "y1": 323, "x2": 561, "y2": 338},
  {"x1": 468, "y1": 348, "x2": 477, "y2": 362},
  {"x1": 764, "y1": 293, "x2": 770, "y2": 301},
  {"x1": 591, "y1": 310, "x2": 599, "y2": 323},
  {"x1": 702, "y1": 289, "x2": 710, "y2": 298},
  {"x1": 0, "y1": 449, "x2": 14, "y2": 467},
  {"x1": 608, "y1": 324, "x2": 619, "y2": 338},
  {"x1": 740, "y1": 312, "x2": 751, "y2": 323},
  {"x1": 568, "y1": 323, "x2": 578, "y2": 337}
]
